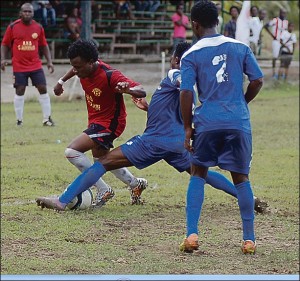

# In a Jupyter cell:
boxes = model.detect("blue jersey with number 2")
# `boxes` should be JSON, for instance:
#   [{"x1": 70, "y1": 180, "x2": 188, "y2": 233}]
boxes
[{"x1": 180, "y1": 34, "x2": 263, "y2": 134}]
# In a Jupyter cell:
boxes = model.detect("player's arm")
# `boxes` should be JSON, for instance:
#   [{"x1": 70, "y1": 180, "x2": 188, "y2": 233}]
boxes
[
  {"x1": 53, "y1": 68, "x2": 76, "y2": 96},
  {"x1": 263, "y1": 22, "x2": 276, "y2": 39},
  {"x1": 41, "y1": 45, "x2": 54, "y2": 73},
  {"x1": 180, "y1": 89, "x2": 194, "y2": 152},
  {"x1": 115, "y1": 82, "x2": 146, "y2": 98},
  {"x1": 1, "y1": 45, "x2": 10, "y2": 71},
  {"x1": 131, "y1": 97, "x2": 149, "y2": 111},
  {"x1": 244, "y1": 78, "x2": 263, "y2": 104}
]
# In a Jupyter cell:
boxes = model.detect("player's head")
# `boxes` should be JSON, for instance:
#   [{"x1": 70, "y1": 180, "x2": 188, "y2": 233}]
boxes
[
  {"x1": 250, "y1": 6, "x2": 258, "y2": 17},
  {"x1": 279, "y1": 8, "x2": 287, "y2": 20},
  {"x1": 191, "y1": 1, "x2": 218, "y2": 39},
  {"x1": 67, "y1": 39, "x2": 99, "y2": 78},
  {"x1": 171, "y1": 42, "x2": 191, "y2": 69},
  {"x1": 288, "y1": 22, "x2": 295, "y2": 32},
  {"x1": 20, "y1": 3, "x2": 34, "y2": 24}
]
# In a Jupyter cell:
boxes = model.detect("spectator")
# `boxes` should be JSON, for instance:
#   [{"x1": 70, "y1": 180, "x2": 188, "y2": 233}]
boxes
[
  {"x1": 216, "y1": 2, "x2": 223, "y2": 34},
  {"x1": 171, "y1": 3, "x2": 189, "y2": 54},
  {"x1": 33, "y1": 0, "x2": 56, "y2": 27},
  {"x1": 264, "y1": 8, "x2": 288, "y2": 79},
  {"x1": 50, "y1": 0, "x2": 66, "y2": 18},
  {"x1": 63, "y1": 6, "x2": 82, "y2": 42},
  {"x1": 278, "y1": 22, "x2": 297, "y2": 81},
  {"x1": 257, "y1": 8, "x2": 267, "y2": 56},
  {"x1": 133, "y1": 0, "x2": 149, "y2": 17},
  {"x1": 223, "y1": 5, "x2": 239, "y2": 39},
  {"x1": 249, "y1": 5, "x2": 263, "y2": 55},
  {"x1": 1, "y1": 2, "x2": 55, "y2": 127},
  {"x1": 114, "y1": 0, "x2": 134, "y2": 20}
]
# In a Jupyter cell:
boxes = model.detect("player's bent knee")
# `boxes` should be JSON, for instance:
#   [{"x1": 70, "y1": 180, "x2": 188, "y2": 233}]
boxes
[{"x1": 65, "y1": 147, "x2": 80, "y2": 159}]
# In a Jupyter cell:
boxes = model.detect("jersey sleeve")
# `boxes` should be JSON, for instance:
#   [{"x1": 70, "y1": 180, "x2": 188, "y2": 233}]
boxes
[
  {"x1": 38, "y1": 26, "x2": 48, "y2": 46},
  {"x1": 168, "y1": 69, "x2": 181, "y2": 86},
  {"x1": 110, "y1": 70, "x2": 140, "y2": 89},
  {"x1": 180, "y1": 52, "x2": 197, "y2": 92},
  {"x1": 244, "y1": 47, "x2": 264, "y2": 81},
  {"x1": 1, "y1": 25, "x2": 13, "y2": 46}
]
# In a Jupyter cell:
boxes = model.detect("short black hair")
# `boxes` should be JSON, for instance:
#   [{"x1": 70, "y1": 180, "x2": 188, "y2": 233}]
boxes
[
  {"x1": 191, "y1": 0, "x2": 218, "y2": 28},
  {"x1": 67, "y1": 39, "x2": 99, "y2": 62},
  {"x1": 229, "y1": 5, "x2": 240, "y2": 14},
  {"x1": 174, "y1": 42, "x2": 191, "y2": 59}
]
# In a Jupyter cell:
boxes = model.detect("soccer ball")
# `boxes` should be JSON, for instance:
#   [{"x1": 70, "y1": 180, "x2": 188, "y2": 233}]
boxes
[{"x1": 67, "y1": 189, "x2": 93, "y2": 210}]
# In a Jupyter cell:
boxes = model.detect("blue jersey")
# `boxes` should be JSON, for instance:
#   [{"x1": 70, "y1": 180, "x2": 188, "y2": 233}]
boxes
[
  {"x1": 180, "y1": 34, "x2": 263, "y2": 134},
  {"x1": 141, "y1": 69, "x2": 185, "y2": 153}
]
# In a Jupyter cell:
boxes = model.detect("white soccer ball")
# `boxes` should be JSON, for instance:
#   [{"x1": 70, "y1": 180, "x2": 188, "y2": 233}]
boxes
[{"x1": 67, "y1": 189, "x2": 93, "y2": 210}]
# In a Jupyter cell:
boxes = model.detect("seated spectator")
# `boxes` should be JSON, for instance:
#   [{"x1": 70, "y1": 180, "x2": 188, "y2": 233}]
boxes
[
  {"x1": 33, "y1": 0, "x2": 56, "y2": 27},
  {"x1": 63, "y1": 6, "x2": 82, "y2": 41},
  {"x1": 114, "y1": 0, "x2": 134, "y2": 20},
  {"x1": 133, "y1": 0, "x2": 149, "y2": 17}
]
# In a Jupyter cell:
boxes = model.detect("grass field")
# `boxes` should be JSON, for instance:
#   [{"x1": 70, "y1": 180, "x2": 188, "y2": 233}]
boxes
[{"x1": 1, "y1": 82, "x2": 299, "y2": 276}]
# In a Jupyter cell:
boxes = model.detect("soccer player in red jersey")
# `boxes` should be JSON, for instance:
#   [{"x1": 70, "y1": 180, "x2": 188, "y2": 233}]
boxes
[
  {"x1": 52, "y1": 39, "x2": 148, "y2": 207},
  {"x1": 1, "y1": 2, "x2": 55, "y2": 126}
]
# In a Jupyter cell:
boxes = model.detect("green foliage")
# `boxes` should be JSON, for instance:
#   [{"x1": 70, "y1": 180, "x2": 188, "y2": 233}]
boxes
[{"x1": 1, "y1": 83, "x2": 299, "y2": 275}]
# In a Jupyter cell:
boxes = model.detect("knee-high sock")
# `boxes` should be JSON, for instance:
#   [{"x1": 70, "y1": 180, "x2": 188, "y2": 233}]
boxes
[
  {"x1": 59, "y1": 162, "x2": 106, "y2": 204},
  {"x1": 110, "y1": 168, "x2": 138, "y2": 188},
  {"x1": 186, "y1": 176, "x2": 205, "y2": 236},
  {"x1": 65, "y1": 148, "x2": 110, "y2": 193},
  {"x1": 38, "y1": 93, "x2": 51, "y2": 121},
  {"x1": 206, "y1": 170, "x2": 237, "y2": 197},
  {"x1": 235, "y1": 181, "x2": 255, "y2": 241},
  {"x1": 14, "y1": 95, "x2": 25, "y2": 121}
]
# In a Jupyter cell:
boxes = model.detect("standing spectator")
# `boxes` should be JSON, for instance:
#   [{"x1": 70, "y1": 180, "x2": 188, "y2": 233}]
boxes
[
  {"x1": 264, "y1": 8, "x2": 288, "y2": 79},
  {"x1": 33, "y1": 1, "x2": 56, "y2": 27},
  {"x1": 249, "y1": 5, "x2": 263, "y2": 55},
  {"x1": 50, "y1": 0, "x2": 66, "y2": 18},
  {"x1": 171, "y1": 4, "x2": 189, "y2": 54},
  {"x1": 216, "y1": 2, "x2": 223, "y2": 34},
  {"x1": 257, "y1": 8, "x2": 267, "y2": 56},
  {"x1": 179, "y1": 0, "x2": 263, "y2": 254},
  {"x1": 223, "y1": 5, "x2": 240, "y2": 39},
  {"x1": 278, "y1": 22, "x2": 297, "y2": 81},
  {"x1": 1, "y1": 2, "x2": 55, "y2": 127}
]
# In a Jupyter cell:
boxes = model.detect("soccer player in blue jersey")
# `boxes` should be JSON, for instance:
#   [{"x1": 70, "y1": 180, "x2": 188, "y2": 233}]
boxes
[
  {"x1": 36, "y1": 42, "x2": 266, "y2": 219},
  {"x1": 179, "y1": 0, "x2": 264, "y2": 254}
]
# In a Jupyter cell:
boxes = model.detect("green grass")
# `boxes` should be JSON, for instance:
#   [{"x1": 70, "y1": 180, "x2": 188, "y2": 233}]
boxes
[{"x1": 1, "y1": 83, "x2": 299, "y2": 275}]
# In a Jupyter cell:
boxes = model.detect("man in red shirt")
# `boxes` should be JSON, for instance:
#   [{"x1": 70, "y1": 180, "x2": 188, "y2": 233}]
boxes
[
  {"x1": 1, "y1": 2, "x2": 55, "y2": 126},
  {"x1": 49, "y1": 39, "x2": 148, "y2": 207}
]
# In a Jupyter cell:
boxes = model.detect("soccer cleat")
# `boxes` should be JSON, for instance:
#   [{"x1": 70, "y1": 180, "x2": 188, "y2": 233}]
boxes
[
  {"x1": 93, "y1": 186, "x2": 115, "y2": 207},
  {"x1": 43, "y1": 116, "x2": 55, "y2": 126},
  {"x1": 179, "y1": 233, "x2": 199, "y2": 253},
  {"x1": 130, "y1": 178, "x2": 148, "y2": 205},
  {"x1": 241, "y1": 240, "x2": 256, "y2": 254},
  {"x1": 254, "y1": 196, "x2": 268, "y2": 213},
  {"x1": 16, "y1": 120, "x2": 23, "y2": 126},
  {"x1": 36, "y1": 196, "x2": 66, "y2": 211}
]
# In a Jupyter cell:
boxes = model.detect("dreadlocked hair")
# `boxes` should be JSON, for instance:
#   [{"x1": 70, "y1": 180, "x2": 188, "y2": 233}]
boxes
[
  {"x1": 67, "y1": 39, "x2": 99, "y2": 62},
  {"x1": 174, "y1": 42, "x2": 191, "y2": 60}
]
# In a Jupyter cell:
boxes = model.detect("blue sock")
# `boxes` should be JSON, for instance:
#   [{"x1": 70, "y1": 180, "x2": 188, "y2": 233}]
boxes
[
  {"x1": 59, "y1": 162, "x2": 106, "y2": 204},
  {"x1": 235, "y1": 181, "x2": 255, "y2": 242},
  {"x1": 206, "y1": 170, "x2": 237, "y2": 198},
  {"x1": 186, "y1": 176, "x2": 205, "y2": 236}
]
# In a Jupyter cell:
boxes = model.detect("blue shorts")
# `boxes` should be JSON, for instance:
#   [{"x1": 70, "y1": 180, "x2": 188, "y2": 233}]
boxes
[
  {"x1": 13, "y1": 68, "x2": 46, "y2": 87},
  {"x1": 84, "y1": 123, "x2": 118, "y2": 150},
  {"x1": 121, "y1": 135, "x2": 190, "y2": 172},
  {"x1": 191, "y1": 129, "x2": 252, "y2": 174}
]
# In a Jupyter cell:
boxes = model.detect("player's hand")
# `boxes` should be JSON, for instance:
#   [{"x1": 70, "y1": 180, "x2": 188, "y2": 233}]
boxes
[
  {"x1": 53, "y1": 83, "x2": 64, "y2": 96},
  {"x1": 47, "y1": 63, "x2": 54, "y2": 74},
  {"x1": 115, "y1": 81, "x2": 130, "y2": 93},
  {"x1": 1, "y1": 59, "x2": 8, "y2": 71},
  {"x1": 184, "y1": 127, "x2": 194, "y2": 152},
  {"x1": 132, "y1": 97, "x2": 148, "y2": 111}
]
